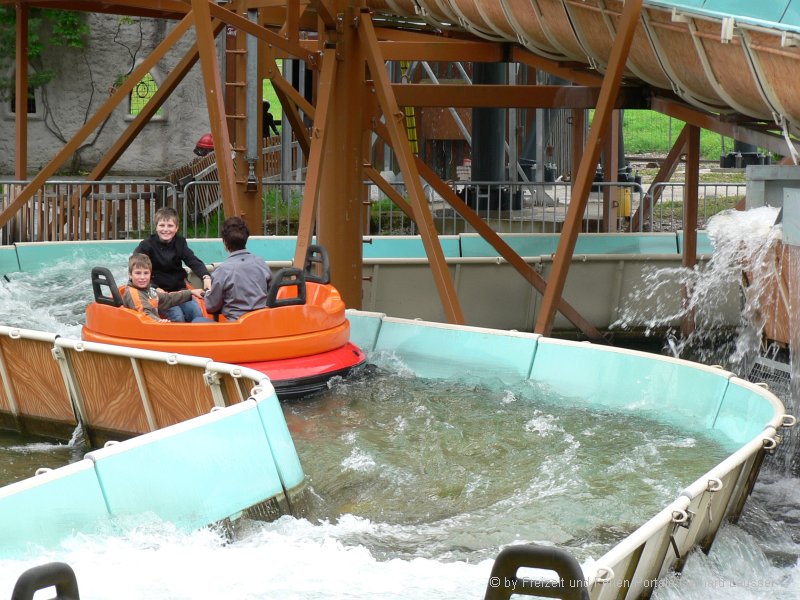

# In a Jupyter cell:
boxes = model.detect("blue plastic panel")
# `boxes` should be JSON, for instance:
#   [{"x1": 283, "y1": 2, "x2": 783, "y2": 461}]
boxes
[
  {"x1": 714, "y1": 379, "x2": 782, "y2": 444},
  {"x1": 0, "y1": 460, "x2": 108, "y2": 557},
  {"x1": 459, "y1": 233, "x2": 679, "y2": 258},
  {"x1": 648, "y1": 0, "x2": 705, "y2": 7},
  {"x1": 86, "y1": 400, "x2": 285, "y2": 530},
  {"x1": 346, "y1": 310, "x2": 384, "y2": 353},
  {"x1": 460, "y1": 234, "x2": 558, "y2": 258},
  {"x1": 15, "y1": 241, "x2": 137, "y2": 273},
  {"x1": 783, "y1": 1, "x2": 800, "y2": 27},
  {"x1": 365, "y1": 236, "x2": 460, "y2": 259},
  {"x1": 185, "y1": 239, "x2": 227, "y2": 264},
  {"x1": 676, "y1": 230, "x2": 714, "y2": 255},
  {"x1": 255, "y1": 395, "x2": 305, "y2": 490},
  {"x1": 0, "y1": 246, "x2": 20, "y2": 274},
  {"x1": 530, "y1": 339, "x2": 731, "y2": 432},
  {"x1": 701, "y1": 1, "x2": 790, "y2": 24},
  {"x1": 373, "y1": 317, "x2": 539, "y2": 381},
  {"x1": 247, "y1": 236, "x2": 300, "y2": 262}
]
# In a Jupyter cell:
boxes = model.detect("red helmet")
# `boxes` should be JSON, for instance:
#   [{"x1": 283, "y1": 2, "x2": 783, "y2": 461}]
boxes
[
  {"x1": 194, "y1": 133, "x2": 214, "y2": 156},
  {"x1": 196, "y1": 133, "x2": 214, "y2": 149}
]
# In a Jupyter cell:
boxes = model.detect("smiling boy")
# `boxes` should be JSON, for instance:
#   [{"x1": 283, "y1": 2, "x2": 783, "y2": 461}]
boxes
[
  {"x1": 133, "y1": 206, "x2": 212, "y2": 322},
  {"x1": 123, "y1": 254, "x2": 208, "y2": 322}
]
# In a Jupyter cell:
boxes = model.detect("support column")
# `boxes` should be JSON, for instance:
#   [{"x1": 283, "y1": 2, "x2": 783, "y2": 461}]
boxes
[
  {"x1": 314, "y1": 6, "x2": 364, "y2": 308},
  {"x1": 681, "y1": 125, "x2": 700, "y2": 337},
  {"x1": 15, "y1": 3, "x2": 28, "y2": 181},
  {"x1": 471, "y1": 63, "x2": 507, "y2": 182},
  {"x1": 534, "y1": 0, "x2": 642, "y2": 337},
  {"x1": 570, "y1": 108, "x2": 585, "y2": 184}
]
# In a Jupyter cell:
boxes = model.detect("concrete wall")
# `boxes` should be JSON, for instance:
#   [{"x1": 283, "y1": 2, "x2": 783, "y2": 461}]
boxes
[{"x1": 0, "y1": 15, "x2": 210, "y2": 177}]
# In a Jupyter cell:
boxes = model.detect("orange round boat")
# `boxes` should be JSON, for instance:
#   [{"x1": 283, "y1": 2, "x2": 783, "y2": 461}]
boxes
[{"x1": 82, "y1": 246, "x2": 366, "y2": 399}]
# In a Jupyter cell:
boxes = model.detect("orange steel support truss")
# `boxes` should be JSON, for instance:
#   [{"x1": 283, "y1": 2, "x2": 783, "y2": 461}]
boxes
[{"x1": 6, "y1": 0, "x2": 792, "y2": 336}]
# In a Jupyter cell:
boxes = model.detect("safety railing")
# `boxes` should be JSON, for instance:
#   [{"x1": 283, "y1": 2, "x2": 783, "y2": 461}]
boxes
[
  {"x1": 631, "y1": 182, "x2": 746, "y2": 232},
  {"x1": 1, "y1": 178, "x2": 747, "y2": 242},
  {"x1": 185, "y1": 179, "x2": 648, "y2": 237},
  {"x1": 0, "y1": 180, "x2": 178, "y2": 243}
]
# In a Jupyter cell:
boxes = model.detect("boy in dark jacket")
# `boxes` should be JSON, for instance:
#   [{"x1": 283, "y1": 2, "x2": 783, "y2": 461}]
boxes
[
  {"x1": 122, "y1": 254, "x2": 208, "y2": 322},
  {"x1": 134, "y1": 207, "x2": 212, "y2": 322}
]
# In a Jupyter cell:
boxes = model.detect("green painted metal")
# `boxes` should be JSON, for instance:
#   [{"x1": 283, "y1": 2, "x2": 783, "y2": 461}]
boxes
[{"x1": 0, "y1": 460, "x2": 109, "y2": 557}]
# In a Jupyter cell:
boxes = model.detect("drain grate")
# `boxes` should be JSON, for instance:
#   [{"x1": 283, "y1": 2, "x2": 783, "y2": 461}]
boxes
[{"x1": 747, "y1": 354, "x2": 796, "y2": 472}]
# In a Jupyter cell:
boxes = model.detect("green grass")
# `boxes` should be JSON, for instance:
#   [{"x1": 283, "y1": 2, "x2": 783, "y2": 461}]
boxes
[{"x1": 592, "y1": 110, "x2": 751, "y2": 161}]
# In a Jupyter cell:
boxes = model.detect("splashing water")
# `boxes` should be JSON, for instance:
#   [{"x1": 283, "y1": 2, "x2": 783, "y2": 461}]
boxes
[{"x1": 614, "y1": 206, "x2": 782, "y2": 370}]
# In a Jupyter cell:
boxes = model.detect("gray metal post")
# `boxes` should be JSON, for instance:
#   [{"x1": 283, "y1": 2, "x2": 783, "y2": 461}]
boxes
[{"x1": 471, "y1": 62, "x2": 506, "y2": 181}]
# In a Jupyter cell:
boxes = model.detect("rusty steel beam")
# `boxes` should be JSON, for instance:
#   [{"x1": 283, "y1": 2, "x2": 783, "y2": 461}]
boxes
[
  {"x1": 15, "y1": 3, "x2": 28, "y2": 180},
  {"x1": 361, "y1": 11, "x2": 465, "y2": 325},
  {"x1": 511, "y1": 46, "x2": 604, "y2": 87},
  {"x1": 364, "y1": 165, "x2": 414, "y2": 220},
  {"x1": 377, "y1": 39, "x2": 507, "y2": 62},
  {"x1": 681, "y1": 125, "x2": 701, "y2": 337},
  {"x1": 650, "y1": 95, "x2": 800, "y2": 157},
  {"x1": 408, "y1": 146, "x2": 605, "y2": 342},
  {"x1": 293, "y1": 49, "x2": 337, "y2": 268},
  {"x1": 18, "y1": 0, "x2": 189, "y2": 19},
  {"x1": 308, "y1": 0, "x2": 335, "y2": 28},
  {"x1": 192, "y1": 0, "x2": 240, "y2": 219},
  {"x1": 629, "y1": 126, "x2": 688, "y2": 232},
  {"x1": 0, "y1": 12, "x2": 194, "y2": 230},
  {"x1": 316, "y1": 4, "x2": 365, "y2": 308},
  {"x1": 535, "y1": 0, "x2": 643, "y2": 337},
  {"x1": 208, "y1": 2, "x2": 315, "y2": 63},
  {"x1": 391, "y1": 84, "x2": 647, "y2": 109}
]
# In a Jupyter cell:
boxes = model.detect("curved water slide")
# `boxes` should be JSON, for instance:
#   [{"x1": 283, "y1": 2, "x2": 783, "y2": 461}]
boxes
[{"x1": 368, "y1": 0, "x2": 800, "y2": 139}]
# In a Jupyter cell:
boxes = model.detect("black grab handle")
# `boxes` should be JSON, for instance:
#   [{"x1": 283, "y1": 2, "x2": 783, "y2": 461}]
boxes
[
  {"x1": 303, "y1": 244, "x2": 330, "y2": 284},
  {"x1": 91, "y1": 266, "x2": 123, "y2": 307},
  {"x1": 12, "y1": 562, "x2": 80, "y2": 600},
  {"x1": 266, "y1": 267, "x2": 307, "y2": 308},
  {"x1": 484, "y1": 545, "x2": 588, "y2": 600}
]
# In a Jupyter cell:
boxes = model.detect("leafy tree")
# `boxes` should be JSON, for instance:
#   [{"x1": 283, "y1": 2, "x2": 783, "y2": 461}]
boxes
[{"x1": 0, "y1": 7, "x2": 88, "y2": 101}]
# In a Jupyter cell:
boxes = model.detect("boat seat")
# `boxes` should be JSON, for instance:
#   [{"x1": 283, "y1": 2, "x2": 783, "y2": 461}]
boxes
[
  {"x1": 267, "y1": 267, "x2": 306, "y2": 308},
  {"x1": 91, "y1": 267, "x2": 124, "y2": 308},
  {"x1": 303, "y1": 244, "x2": 330, "y2": 284}
]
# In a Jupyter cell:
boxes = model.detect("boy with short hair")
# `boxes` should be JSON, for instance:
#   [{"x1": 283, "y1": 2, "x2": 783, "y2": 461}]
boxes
[
  {"x1": 134, "y1": 206, "x2": 211, "y2": 322},
  {"x1": 123, "y1": 253, "x2": 208, "y2": 323},
  {"x1": 204, "y1": 216, "x2": 272, "y2": 321}
]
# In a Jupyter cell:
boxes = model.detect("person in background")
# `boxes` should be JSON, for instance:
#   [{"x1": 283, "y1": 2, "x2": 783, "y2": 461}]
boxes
[
  {"x1": 204, "y1": 216, "x2": 272, "y2": 321},
  {"x1": 263, "y1": 101, "x2": 279, "y2": 137},
  {"x1": 134, "y1": 206, "x2": 212, "y2": 323},
  {"x1": 122, "y1": 254, "x2": 208, "y2": 322}
]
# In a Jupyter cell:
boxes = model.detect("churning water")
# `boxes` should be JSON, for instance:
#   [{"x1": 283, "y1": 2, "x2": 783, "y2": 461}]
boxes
[{"x1": 0, "y1": 250, "x2": 797, "y2": 598}]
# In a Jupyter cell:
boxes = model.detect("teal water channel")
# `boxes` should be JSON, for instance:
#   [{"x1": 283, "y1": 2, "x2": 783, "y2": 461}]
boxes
[{"x1": 0, "y1": 256, "x2": 796, "y2": 599}]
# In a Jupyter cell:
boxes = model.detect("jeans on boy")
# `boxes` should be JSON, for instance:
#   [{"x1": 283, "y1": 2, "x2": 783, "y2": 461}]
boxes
[{"x1": 162, "y1": 299, "x2": 210, "y2": 323}]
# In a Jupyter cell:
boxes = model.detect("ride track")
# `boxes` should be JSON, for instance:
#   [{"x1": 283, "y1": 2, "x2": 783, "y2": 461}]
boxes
[{"x1": 5, "y1": 0, "x2": 800, "y2": 342}]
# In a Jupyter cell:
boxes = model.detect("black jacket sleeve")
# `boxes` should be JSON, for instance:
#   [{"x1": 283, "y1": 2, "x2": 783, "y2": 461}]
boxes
[{"x1": 176, "y1": 237, "x2": 211, "y2": 280}]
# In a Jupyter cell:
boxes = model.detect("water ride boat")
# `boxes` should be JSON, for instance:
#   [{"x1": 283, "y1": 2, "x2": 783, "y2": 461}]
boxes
[{"x1": 82, "y1": 245, "x2": 366, "y2": 399}]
